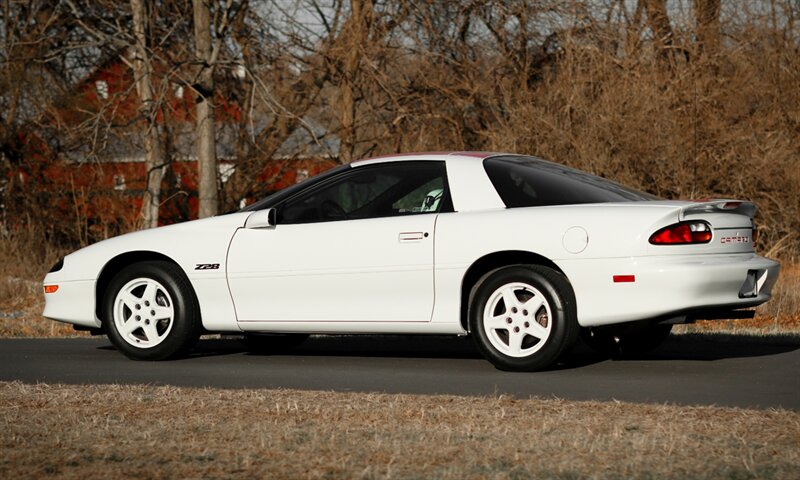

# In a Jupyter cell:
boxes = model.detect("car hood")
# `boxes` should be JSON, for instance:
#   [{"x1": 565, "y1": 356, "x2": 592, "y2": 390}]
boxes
[{"x1": 53, "y1": 212, "x2": 252, "y2": 282}]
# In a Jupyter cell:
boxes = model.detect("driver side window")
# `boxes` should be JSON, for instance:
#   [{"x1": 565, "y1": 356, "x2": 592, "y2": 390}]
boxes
[{"x1": 278, "y1": 162, "x2": 451, "y2": 224}]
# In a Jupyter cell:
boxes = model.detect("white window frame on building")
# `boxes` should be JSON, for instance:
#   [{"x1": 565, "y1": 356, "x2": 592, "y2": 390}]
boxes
[{"x1": 95, "y1": 80, "x2": 109, "y2": 100}]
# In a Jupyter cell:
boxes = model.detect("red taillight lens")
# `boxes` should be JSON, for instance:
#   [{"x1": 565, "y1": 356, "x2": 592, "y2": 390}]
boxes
[{"x1": 649, "y1": 221, "x2": 712, "y2": 245}]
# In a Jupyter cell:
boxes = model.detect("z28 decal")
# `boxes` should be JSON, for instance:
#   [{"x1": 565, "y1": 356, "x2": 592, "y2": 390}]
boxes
[{"x1": 195, "y1": 263, "x2": 220, "y2": 270}]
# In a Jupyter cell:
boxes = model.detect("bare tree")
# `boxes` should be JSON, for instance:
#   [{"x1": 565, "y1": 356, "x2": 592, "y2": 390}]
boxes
[
  {"x1": 694, "y1": 0, "x2": 721, "y2": 55},
  {"x1": 3, "y1": 0, "x2": 800, "y2": 259},
  {"x1": 130, "y1": 0, "x2": 165, "y2": 229},
  {"x1": 192, "y1": 0, "x2": 219, "y2": 219},
  {"x1": 642, "y1": 0, "x2": 678, "y2": 66},
  {"x1": 335, "y1": 0, "x2": 373, "y2": 163}
]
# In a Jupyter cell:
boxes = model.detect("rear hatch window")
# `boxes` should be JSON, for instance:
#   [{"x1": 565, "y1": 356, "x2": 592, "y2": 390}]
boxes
[{"x1": 484, "y1": 155, "x2": 658, "y2": 207}]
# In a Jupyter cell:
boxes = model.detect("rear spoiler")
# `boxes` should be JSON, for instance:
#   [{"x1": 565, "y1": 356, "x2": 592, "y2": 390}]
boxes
[{"x1": 681, "y1": 199, "x2": 756, "y2": 219}]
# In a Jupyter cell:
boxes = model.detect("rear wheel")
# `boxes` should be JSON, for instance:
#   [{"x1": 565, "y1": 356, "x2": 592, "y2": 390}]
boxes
[
  {"x1": 104, "y1": 261, "x2": 201, "y2": 360},
  {"x1": 581, "y1": 324, "x2": 672, "y2": 357},
  {"x1": 470, "y1": 265, "x2": 578, "y2": 371}
]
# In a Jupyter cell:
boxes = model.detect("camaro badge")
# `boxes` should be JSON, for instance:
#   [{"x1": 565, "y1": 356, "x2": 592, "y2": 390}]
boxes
[{"x1": 720, "y1": 236, "x2": 750, "y2": 244}]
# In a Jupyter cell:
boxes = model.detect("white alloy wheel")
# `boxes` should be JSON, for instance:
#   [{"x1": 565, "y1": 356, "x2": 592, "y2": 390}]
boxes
[
  {"x1": 113, "y1": 277, "x2": 175, "y2": 349},
  {"x1": 482, "y1": 281, "x2": 553, "y2": 358}
]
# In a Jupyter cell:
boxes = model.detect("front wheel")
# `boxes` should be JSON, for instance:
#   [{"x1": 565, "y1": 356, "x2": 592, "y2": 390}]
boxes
[
  {"x1": 103, "y1": 261, "x2": 201, "y2": 360},
  {"x1": 470, "y1": 265, "x2": 578, "y2": 371}
]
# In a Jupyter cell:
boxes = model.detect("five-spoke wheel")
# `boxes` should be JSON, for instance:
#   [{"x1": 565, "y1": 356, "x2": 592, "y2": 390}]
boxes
[
  {"x1": 482, "y1": 282, "x2": 553, "y2": 358},
  {"x1": 104, "y1": 261, "x2": 200, "y2": 360},
  {"x1": 470, "y1": 265, "x2": 578, "y2": 371},
  {"x1": 112, "y1": 277, "x2": 175, "y2": 349}
]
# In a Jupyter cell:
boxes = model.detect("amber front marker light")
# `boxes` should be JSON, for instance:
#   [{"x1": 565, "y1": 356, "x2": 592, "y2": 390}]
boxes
[{"x1": 44, "y1": 285, "x2": 59, "y2": 294}]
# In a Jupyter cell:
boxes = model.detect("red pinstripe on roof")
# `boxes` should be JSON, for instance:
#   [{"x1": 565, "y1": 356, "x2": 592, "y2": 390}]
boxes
[
  {"x1": 451, "y1": 151, "x2": 500, "y2": 158},
  {"x1": 362, "y1": 151, "x2": 500, "y2": 161}
]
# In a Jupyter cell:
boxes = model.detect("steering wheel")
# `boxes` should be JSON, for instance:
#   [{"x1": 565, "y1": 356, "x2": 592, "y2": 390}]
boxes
[{"x1": 320, "y1": 200, "x2": 347, "y2": 220}]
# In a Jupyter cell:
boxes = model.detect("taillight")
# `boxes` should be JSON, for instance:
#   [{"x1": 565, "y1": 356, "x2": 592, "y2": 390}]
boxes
[{"x1": 649, "y1": 221, "x2": 712, "y2": 245}]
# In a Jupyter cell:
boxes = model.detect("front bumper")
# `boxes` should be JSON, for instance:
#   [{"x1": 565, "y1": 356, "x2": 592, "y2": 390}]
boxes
[{"x1": 42, "y1": 278, "x2": 101, "y2": 328}]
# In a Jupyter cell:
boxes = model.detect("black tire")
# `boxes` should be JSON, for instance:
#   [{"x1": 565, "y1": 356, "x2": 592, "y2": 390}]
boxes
[
  {"x1": 103, "y1": 261, "x2": 201, "y2": 360},
  {"x1": 469, "y1": 265, "x2": 578, "y2": 371},
  {"x1": 581, "y1": 324, "x2": 672, "y2": 357},
  {"x1": 240, "y1": 333, "x2": 310, "y2": 353}
]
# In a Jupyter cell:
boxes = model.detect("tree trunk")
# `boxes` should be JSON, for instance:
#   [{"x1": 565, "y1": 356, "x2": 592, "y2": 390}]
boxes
[
  {"x1": 130, "y1": 0, "x2": 164, "y2": 229},
  {"x1": 643, "y1": 0, "x2": 677, "y2": 67},
  {"x1": 695, "y1": 0, "x2": 721, "y2": 55},
  {"x1": 192, "y1": 0, "x2": 218, "y2": 218},
  {"x1": 338, "y1": 0, "x2": 373, "y2": 163}
]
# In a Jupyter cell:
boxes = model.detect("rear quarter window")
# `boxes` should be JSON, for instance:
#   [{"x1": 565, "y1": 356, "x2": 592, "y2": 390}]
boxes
[{"x1": 483, "y1": 156, "x2": 657, "y2": 208}]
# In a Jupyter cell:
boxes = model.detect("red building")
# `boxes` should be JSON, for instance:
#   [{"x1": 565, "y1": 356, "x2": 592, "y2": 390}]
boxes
[{"x1": 11, "y1": 53, "x2": 339, "y2": 237}]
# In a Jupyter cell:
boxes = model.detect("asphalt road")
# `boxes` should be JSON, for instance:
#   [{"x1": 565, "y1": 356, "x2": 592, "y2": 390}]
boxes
[{"x1": 2, "y1": 333, "x2": 798, "y2": 410}]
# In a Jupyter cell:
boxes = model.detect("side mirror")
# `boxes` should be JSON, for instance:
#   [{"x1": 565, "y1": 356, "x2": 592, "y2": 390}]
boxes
[{"x1": 245, "y1": 208, "x2": 277, "y2": 229}]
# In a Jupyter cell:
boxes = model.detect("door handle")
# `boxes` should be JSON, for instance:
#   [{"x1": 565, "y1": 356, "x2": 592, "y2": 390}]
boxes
[{"x1": 398, "y1": 231, "x2": 428, "y2": 242}]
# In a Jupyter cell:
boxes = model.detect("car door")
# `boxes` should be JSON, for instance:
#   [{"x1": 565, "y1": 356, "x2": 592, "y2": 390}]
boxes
[{"x1": 226, "y1": 161, "x2": 453, "y2": 323}]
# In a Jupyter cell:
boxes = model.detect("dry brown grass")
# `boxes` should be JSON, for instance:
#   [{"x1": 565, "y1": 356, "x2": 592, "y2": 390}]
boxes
[
  {"x1": 0, "y1": 233, "x2": 77, "y2": 338},
  {"x1": 758, "y1": 264, "x2": 800, "y2": 326},
  {"x1": 1, "y1": 381, "x2": 798, "y2": 479},
  {"x1": 485, "y1": 23, "x2": 800, "y2": 257}
]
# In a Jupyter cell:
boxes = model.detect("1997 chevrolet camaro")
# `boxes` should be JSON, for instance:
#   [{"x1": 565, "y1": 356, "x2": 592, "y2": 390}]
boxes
[{"x1": 43, "y1": 152, "x2": 780, "y2": 370}]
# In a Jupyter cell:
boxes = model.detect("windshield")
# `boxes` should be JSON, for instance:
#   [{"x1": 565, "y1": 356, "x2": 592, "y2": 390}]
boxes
[{"x1": 239, "y1": 164, "x2": 350, "y2": 212}]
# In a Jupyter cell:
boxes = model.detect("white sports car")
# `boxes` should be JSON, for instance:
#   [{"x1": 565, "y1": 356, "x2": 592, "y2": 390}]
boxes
[{"x1": 43, "y1": 152, "x2": 780, "y2": 370}]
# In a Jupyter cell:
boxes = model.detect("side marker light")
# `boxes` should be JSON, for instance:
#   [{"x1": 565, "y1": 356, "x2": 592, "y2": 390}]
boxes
[
  {"x1": 44, "y1": 285, "x2": 59, "y2": 294},
  {"x1": 613, "y1": 275, "x2": 635, "y2": 283}
]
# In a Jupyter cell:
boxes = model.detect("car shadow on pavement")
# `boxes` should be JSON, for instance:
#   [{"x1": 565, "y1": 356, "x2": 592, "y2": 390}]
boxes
[
  {"x1": 554, "y1": 332, "x2": 800, "y2": 370},
  {"x1": 179, "y1": 332, "x2": 800, "y2": 369},
  {"x1": 243, "y1": 334, "x2": 485, "y2": 360},
  {"x1": 636, "y1": 332, "x2": 800, "y2": 361},
  {"x1": 134, "y1": 335, "x2": 484, "y2": 361}
]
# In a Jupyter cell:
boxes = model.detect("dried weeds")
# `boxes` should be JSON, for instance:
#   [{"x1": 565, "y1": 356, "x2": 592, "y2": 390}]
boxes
[
  {"x1": 0, "y1": 233, "x2": 77, "y2": 338},
  {"x1": 0, "y1": 382, "x2": 798, "y2": 479}
]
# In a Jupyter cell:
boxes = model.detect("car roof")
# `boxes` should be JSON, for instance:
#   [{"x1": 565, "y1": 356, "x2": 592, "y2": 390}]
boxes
[{"x1": 351, "y1": 151, "x2": 505, "y2": 167}]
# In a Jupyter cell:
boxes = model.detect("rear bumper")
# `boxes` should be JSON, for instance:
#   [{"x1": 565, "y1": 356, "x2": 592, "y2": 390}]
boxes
[{"x1": 558, "y1": 253, "x2": 780, "y2": 327}]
